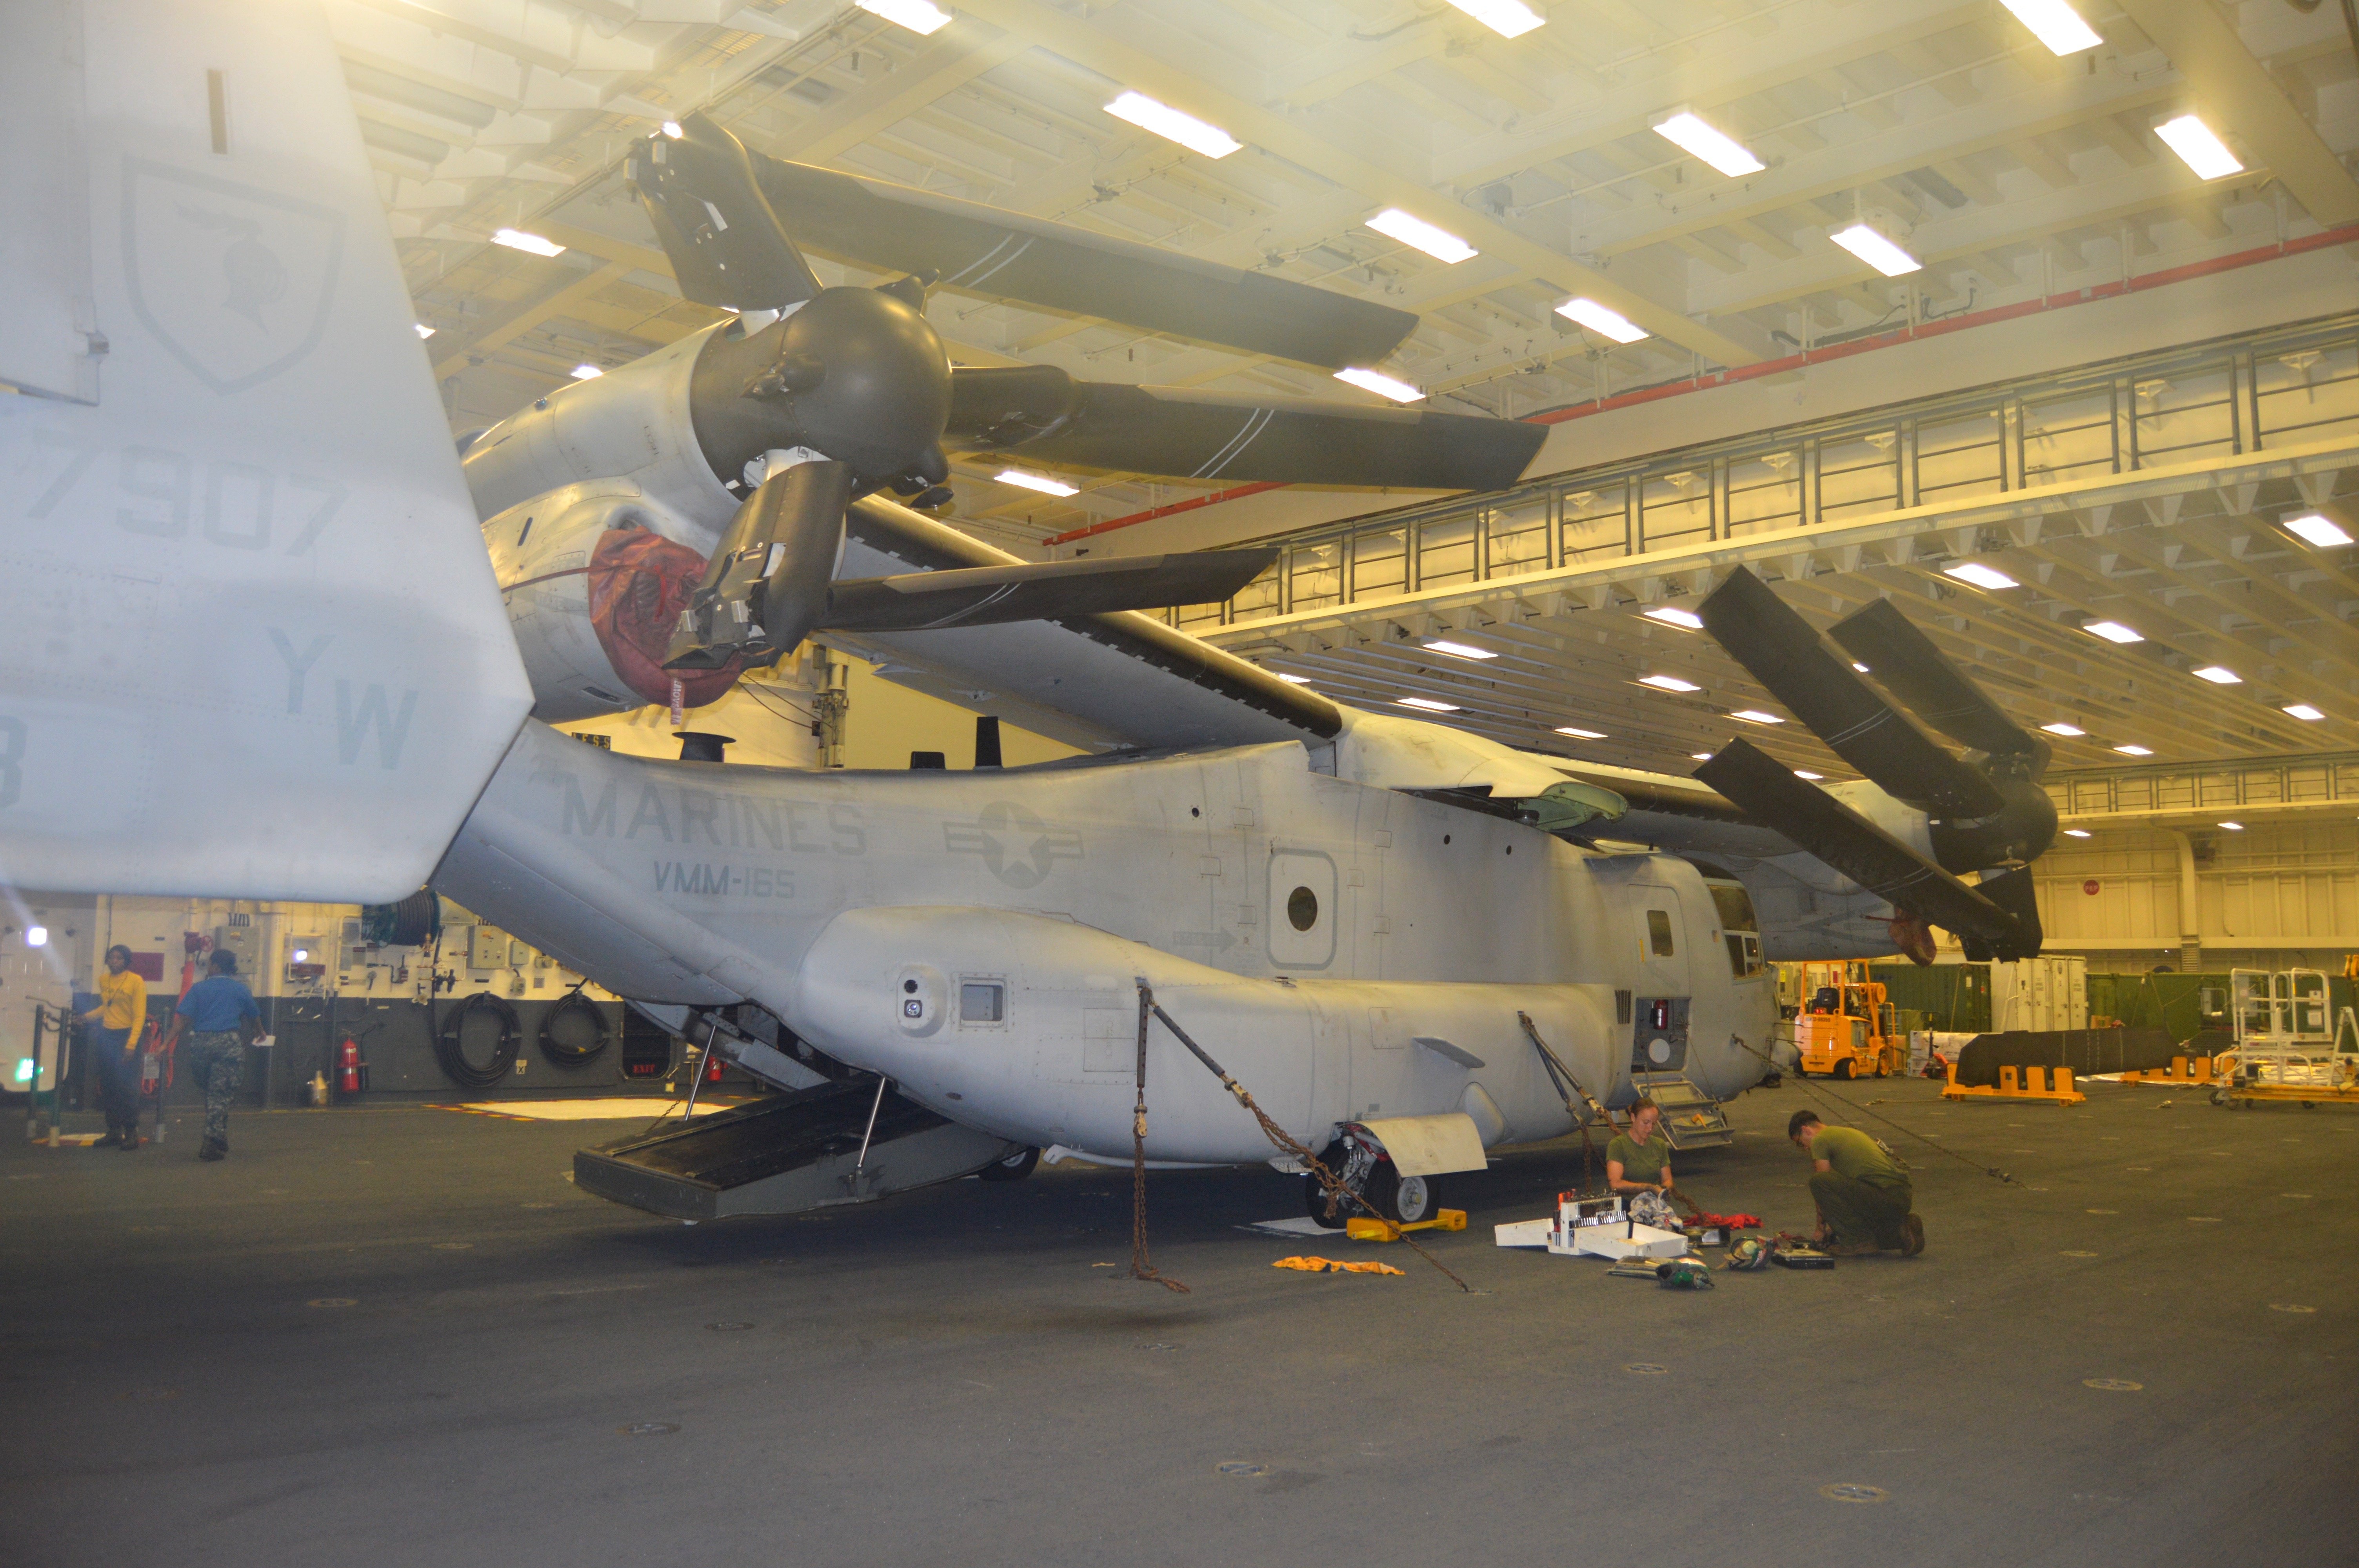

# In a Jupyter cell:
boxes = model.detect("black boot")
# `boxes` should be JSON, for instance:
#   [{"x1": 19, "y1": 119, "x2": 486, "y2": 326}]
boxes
[
  {"x1": 95, "y1": 1125, "x2": 122, "y2": 1149},
  {"x1": 198, "y1": 1138, "x2": 225, "y2": 1162},
  {"x1": 118, "y1": 1125, "x2": 141, "y2": 1151}
]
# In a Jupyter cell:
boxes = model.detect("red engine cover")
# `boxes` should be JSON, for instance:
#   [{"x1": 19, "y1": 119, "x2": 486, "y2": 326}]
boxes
[{"x1": 587, "y1": 528, "x2": 764, "y2": 708}]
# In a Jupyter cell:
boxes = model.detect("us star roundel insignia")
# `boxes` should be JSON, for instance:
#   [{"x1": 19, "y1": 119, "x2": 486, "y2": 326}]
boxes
[
  {"x1": 943, "y1": 801, "x2": 1083, "y2": 889},
  {"x1": 121, "y1": 156, "x2": 345, "y2": 395}
]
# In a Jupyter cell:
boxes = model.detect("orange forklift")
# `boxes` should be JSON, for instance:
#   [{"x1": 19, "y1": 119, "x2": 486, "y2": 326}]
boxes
[{"x1": 1793, "y1": 961, "x2": 1902, "y2": 1080}]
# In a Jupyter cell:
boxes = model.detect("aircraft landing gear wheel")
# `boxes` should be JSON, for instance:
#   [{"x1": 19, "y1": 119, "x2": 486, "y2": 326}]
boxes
[
  {"x1": 1365, "y1": 1164, "x2": 1441, "y2": 1224},
  {"x1": 978, "y1": 1147, "x2": 1039, "y2": 1182},
  {"x1": 1303, "y1": 1169, "x2": 1350, "y2": 1229}
]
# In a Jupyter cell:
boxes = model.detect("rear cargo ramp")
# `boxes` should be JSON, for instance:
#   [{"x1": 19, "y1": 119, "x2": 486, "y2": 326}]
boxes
[{"x1": 574, "y1": 1082, "x2": 1021, "y2": 1220}]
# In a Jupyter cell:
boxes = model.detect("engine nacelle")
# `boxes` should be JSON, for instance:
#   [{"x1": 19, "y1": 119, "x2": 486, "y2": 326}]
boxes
[
  {"x1": 483, "y1": 481, "x2": 762, "y2": 723},
  {"x1": 461, "y1": 323, "x2": 742, "y2": 547}
]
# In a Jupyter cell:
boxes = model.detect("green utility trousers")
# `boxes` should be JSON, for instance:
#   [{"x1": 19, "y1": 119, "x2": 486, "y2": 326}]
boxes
[{"x1": 1809, "y1": 1171, "x2": 1913, "y2": 1250}]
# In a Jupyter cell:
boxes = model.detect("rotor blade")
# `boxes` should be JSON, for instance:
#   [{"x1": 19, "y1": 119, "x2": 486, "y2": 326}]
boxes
[
  {"x1": 749, "y1": 156, "x2": 1416, "y2": 370},
  {"x1": 629, "y1": 114, "x2": 822, "y2": 313},
  {"x1": 1970, "y1": 867, "x2": 2045, "y2": 962},
  {"x1": 1698, "y1": 567, "x2": 2005, "y2": 818},
  {"x1": 1827, "y1": 597, "x2": 2044, "y2": 762},
  {"x1": 1695, "y1": 739, "x2": 2028, "y2": 950},
  {"x1": 947, "y1": 370, "x2": 1543, "y2": 492},
  {"x1": 819, "y1": 549, "x2": 1276, "y2": 633}
]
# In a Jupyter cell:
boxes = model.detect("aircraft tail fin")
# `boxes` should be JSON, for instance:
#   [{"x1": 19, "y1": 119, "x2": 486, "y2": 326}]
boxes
[{"x1": 0, "y1": 0, "x2": 531, "y2": 902}]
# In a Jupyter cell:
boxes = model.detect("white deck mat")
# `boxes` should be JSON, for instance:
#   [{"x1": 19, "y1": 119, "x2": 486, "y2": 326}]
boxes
[{"x1": 439, "y1": 1098, "x2": 736, "y2": 1120}]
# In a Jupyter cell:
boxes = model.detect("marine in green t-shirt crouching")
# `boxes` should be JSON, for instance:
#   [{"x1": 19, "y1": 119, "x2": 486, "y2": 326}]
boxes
[{"x1": 1789, "y1": 1110, "x2": 1924, "y2": 1258}]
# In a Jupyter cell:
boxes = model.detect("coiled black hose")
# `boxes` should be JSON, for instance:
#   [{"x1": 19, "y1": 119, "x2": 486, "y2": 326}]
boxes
[
  {"x1": 538, "y1": 986, "x2": 611, "y2": 1066},
  {"x1": 435, "y1": 991, "x2": 521, "y2": 1089}
]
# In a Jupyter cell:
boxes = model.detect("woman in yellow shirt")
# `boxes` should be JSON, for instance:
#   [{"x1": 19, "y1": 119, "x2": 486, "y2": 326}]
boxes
[{"x1": 79, "y1": 946, "x2": 147, "y2": 1150}]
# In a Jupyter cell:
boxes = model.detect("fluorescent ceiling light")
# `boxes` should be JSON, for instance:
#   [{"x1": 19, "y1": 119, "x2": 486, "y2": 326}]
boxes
[
  {"x1": 2190, "y1": 665, "x2": 2241, "y2": 684},
  {"x1": 1366, "y1": 208, "x2": 1478, "y2": 264},
  {"x1": 2218, "y1": 820, "x2": 2243, "y2": 831},
  {"x1": 1641, "y1": 606, "x2": 1703, "y2": 630},
  {"x1": 1398, "y1": 696, "x2": 1461, "y2": 712},
  {"x1": 1943, "y1": 562, "x2": 2017, "y2": 590},
  {"x1": 1104, "y1": 91, "x2": 1240, "y2": 159},
  {"x1": 1639, "y1": 674, "x2": 1701, "y2": 693},
  {"x1": 291, "y1": 948, "x2": 309, "y2": 963},
  {"x1": 1276, "y1": 673, "x2": 1314, "y2": 686},
  {"x1": 2282, "y1": 511, "x2": 2354, "y2": 548},
  {"x1": 569, "y1": 363, "x2": 603, "y2": 380},
  {"x1": 2113, "y1": 744, "x2": 2152, "y2": 756},
  {"x1": 857, "y1": 0, "x2": 952, "y2": 34},
  {"x1": 24, "y1": 925, "x2": 46, "y2": 947},
  {"x1": 1443, "y1": 0, "x2": 1543, "y2": 40},
  {"x1": 2040, "y1": 722, "x2": 2086, "y2": 737},
  {"x1": 997, "y1": 468, "x2": 1078, "y2": 496},
  {"x1": 1997, "y1": 0, "x2": 2101, "y2": 56},
  {"x1": 1793, "y1": 770, "x2": 1823, "y2": 780},
  {"x1": 660, "y1": 121, "x2": 683, "y2": 139},
  {"x1": 1424, "y1": 639, "x2": 1497, "y2": 661},
  {"x1": 1556, "y1": 298, "x2": 1648, "y2": 343},
  {"x1": 1690, "y1": 751, "x2": 1714, "y2": 760},
  {"x1": 2283, "y1": 703, "x2": 2325, "y2": 721},
  {"x1": 2063, "y1": 828, "x2": 2092, "y2": 838},
  {"x1": 1830, "y1": 222, "x2": 1921, "y2": 277},
  {"x1": 1730, "y1": 709, "x2": 1785, "y2": 725},
  {"x1": 1555, "y1": 726, "x2": 1608, "y2": 740},
  {"x1": 1651, "y1": 111, "x2": 1765, "y2": 178},
  {"x1": 1851, "y1": 662, "x2": 1871, "y2": 673},
  {"x1": 493, "y1": 227, "x2": 564, "y2": 257},
  {"x1": 1334, "y1": 367, "x2": 1423, "y2": 403},
  {"x1": 2083, "y1": 620, "x2": 2143, "y2": 644},
  {"x1": 413, "y1": 323, "x2": 435, "y2": 339},
  {"x1": 2156, "y1": 114, "x2": 2243, "y2": 181}
]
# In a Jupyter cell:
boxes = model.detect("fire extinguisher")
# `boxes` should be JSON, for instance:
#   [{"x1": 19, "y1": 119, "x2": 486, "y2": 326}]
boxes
[
  {"x1": 338, "y1": 1034, "x2": 362, "y2": 1098},
  {"x1": 703, "y1": 1049, "x2": 725, "y2": 1083}
]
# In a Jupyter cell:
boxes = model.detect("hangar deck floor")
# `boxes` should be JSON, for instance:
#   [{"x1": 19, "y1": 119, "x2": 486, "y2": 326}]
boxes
[{"x1": 2, "y1": 1077, "x2": 2352, "y2": 1568}]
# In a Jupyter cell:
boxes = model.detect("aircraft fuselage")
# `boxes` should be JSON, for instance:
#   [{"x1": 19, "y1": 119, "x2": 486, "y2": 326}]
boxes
[{"x1": 436, "y1": 724, "x2": 1778, "y2": 1165}]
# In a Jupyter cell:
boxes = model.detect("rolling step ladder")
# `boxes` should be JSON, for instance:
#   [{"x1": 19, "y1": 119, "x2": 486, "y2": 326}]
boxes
[{"x1": 1631, "y1": 1072, "x2": 1734, "y2": 1150}]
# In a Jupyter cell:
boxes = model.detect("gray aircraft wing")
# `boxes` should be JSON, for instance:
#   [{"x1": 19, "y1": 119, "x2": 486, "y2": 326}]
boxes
[
  {"x1": 1536, "y1": 758, "x2": 1800, "y2": 860},
  {"x1": 830, "y1": 497, "x2": 1340, "y2": 753}
]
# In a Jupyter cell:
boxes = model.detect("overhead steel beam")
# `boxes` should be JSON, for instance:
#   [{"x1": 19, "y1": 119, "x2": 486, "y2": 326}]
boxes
[
  {"x1": 2115, "y1": 0, "x2": 2359, "y2": 227},
  {"x1": 432, "y1": 260, "x2": 631, "y2": 379},
  {"x1": 778, "y1": 22, "x2": 1031, "y2": 164},
  {"x1": 1437, "y1": 2, "x2": 1992, "y2": 187},
  {"x1": 952, "y1": 0, "x2": 1764, "y2": 368},
  {"x1": 1596, "y1": 83, "x2": 2182, "y2": 259}
]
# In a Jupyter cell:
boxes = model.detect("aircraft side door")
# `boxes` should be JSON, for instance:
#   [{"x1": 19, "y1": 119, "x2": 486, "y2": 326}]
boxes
[{"x1": 1628, "y1": 880, "x2": 1692, "y2": 1076}]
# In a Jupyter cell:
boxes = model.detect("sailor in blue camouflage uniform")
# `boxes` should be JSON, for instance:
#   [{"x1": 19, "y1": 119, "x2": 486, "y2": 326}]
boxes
[{"x1": 162, "y1": 950, "x2": 263, "y2": 1161}]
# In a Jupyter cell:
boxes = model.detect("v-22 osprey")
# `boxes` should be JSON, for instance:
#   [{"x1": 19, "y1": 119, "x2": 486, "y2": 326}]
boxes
[{"x1": 0, "y1": 3, "x2": 2058, "y2": 1225}]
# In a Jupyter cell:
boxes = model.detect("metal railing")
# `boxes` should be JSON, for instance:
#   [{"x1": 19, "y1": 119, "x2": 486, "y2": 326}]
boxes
[
  {"x1": 2046, "y1": 753, "x2": 2359, "y2": 819},
  {"x1": 1166, "y1": 311, "x2": 2359, "y2": 632}
]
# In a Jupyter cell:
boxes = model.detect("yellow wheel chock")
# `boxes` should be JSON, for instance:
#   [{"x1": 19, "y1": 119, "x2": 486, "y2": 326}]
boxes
[{"x1": 1346, "y1": 1208, "x2": 1469, "y2": 1242}]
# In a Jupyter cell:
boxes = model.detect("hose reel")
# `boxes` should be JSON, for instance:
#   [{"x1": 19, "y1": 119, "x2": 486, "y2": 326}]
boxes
[{"x1": 436, "y1": 991, "x2": 522, "y2": 1089}]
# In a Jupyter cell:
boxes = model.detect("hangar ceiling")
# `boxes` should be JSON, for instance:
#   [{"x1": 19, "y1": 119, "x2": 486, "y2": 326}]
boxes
[{"x1": 351, "y1": 0, "x2": 2359, "y2": 546}]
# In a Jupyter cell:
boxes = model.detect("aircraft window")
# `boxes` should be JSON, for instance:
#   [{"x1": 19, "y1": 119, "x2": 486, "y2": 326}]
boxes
[
  {"x1": 959, "y1": 983, "x2": 1003, "y2": 1024},
  {"x1": 1725, "y1": 933, "x2": 1764, "y2": 979},
  {"x1": 1707, "y1": 882, "x2": 1757, "y2": 935},
  {"x1": 1646, "y1": 909, "x2": 1676, "y2": 957},
  {"x1": 1287, "y1": 885, "x2": 1319, "y2": 931}
]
